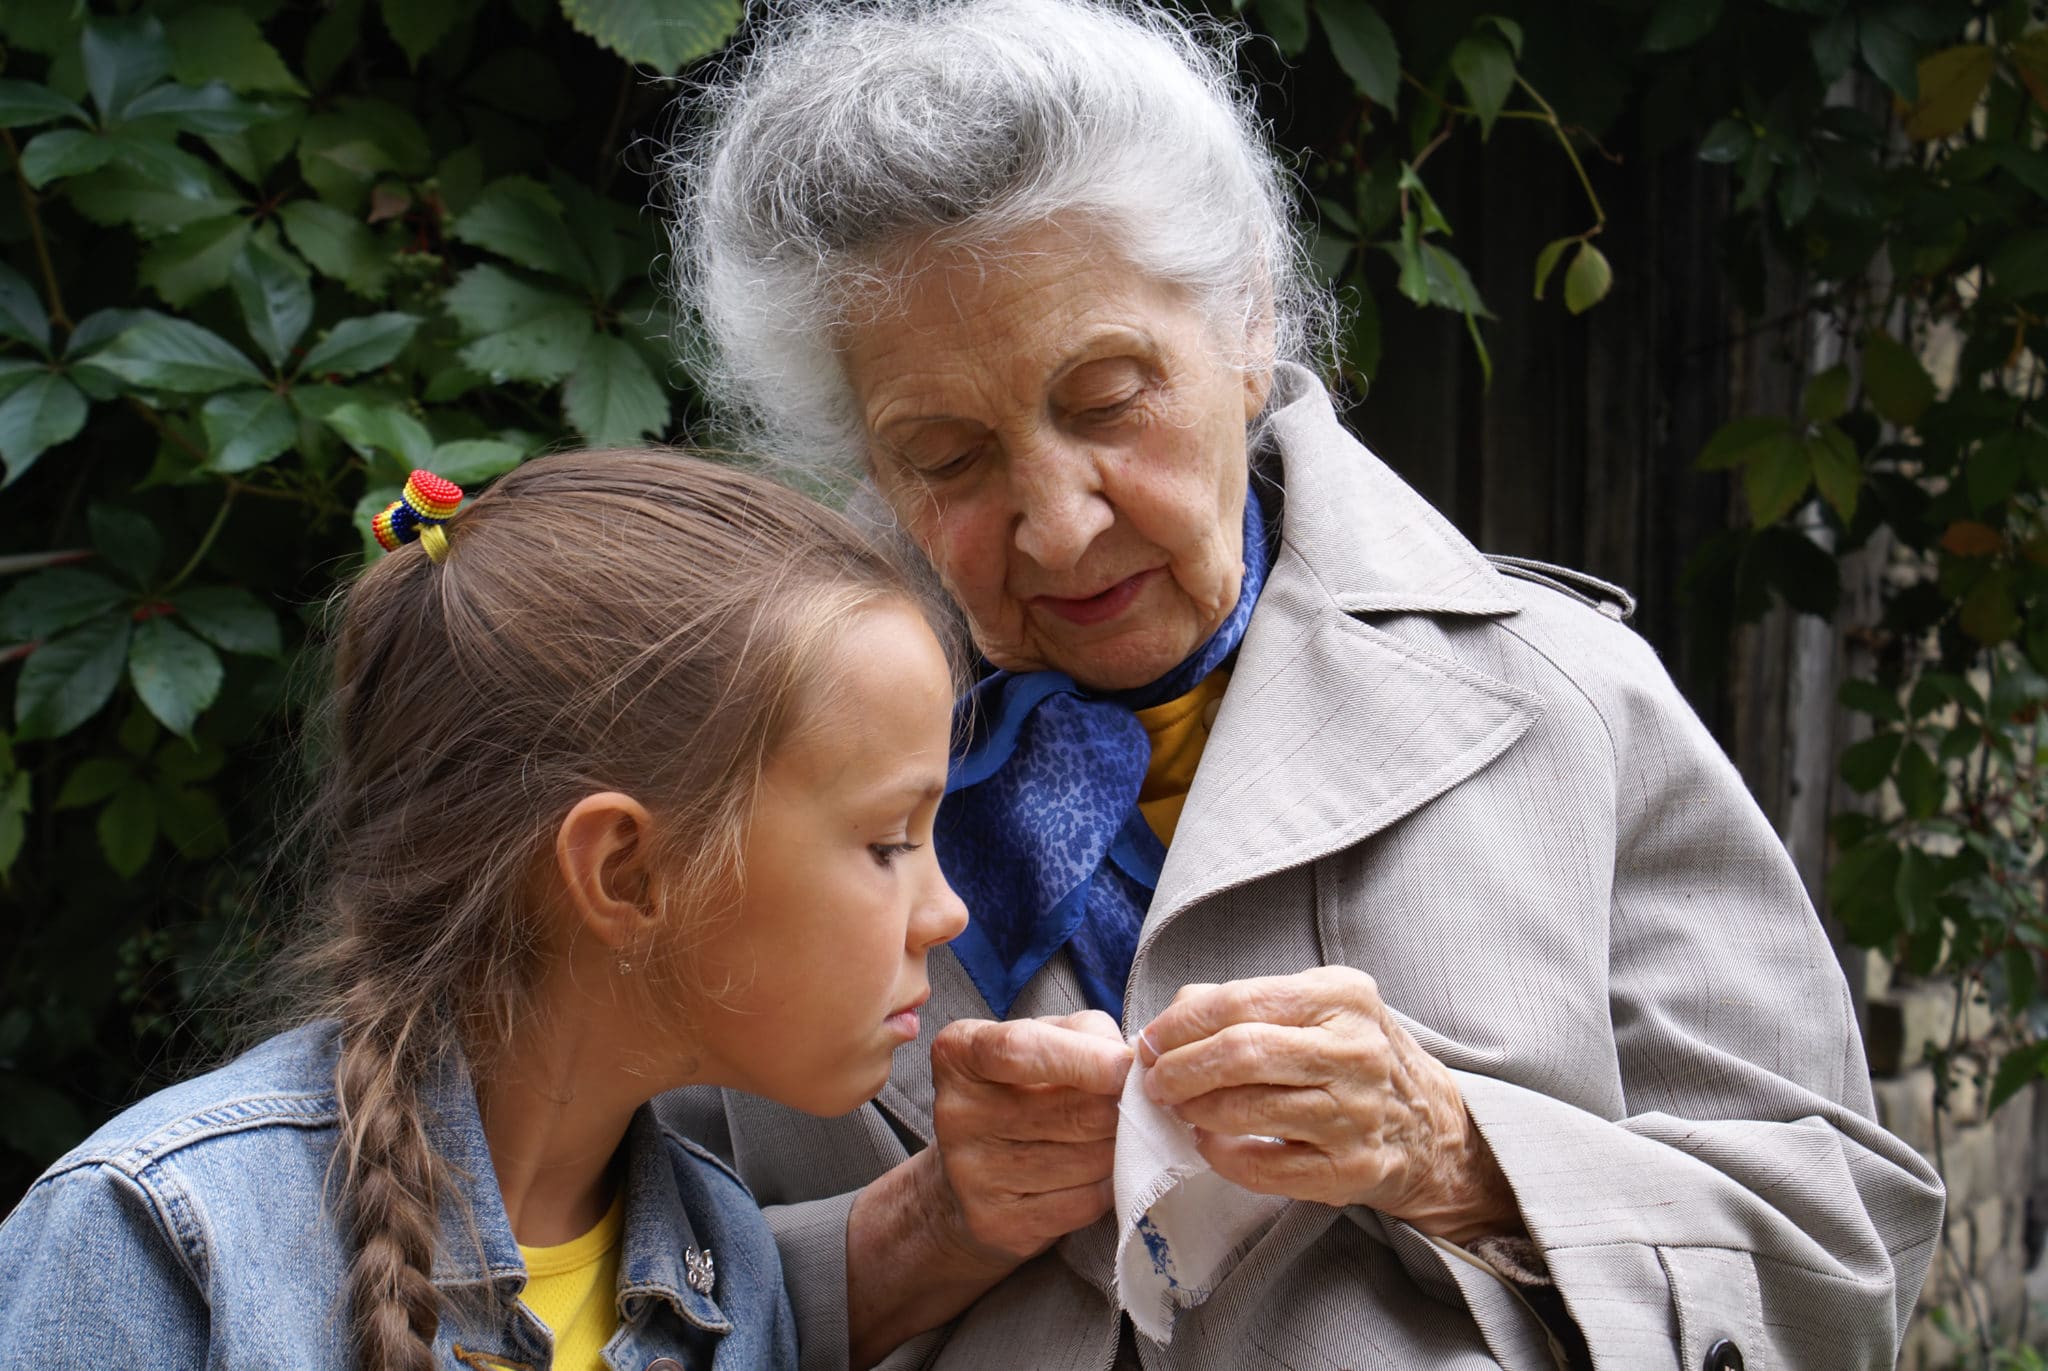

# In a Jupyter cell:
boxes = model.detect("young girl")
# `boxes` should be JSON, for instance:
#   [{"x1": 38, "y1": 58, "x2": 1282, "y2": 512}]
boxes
[{"x1": 0, "y1": 451, "x2": 967, "y2": 1369}]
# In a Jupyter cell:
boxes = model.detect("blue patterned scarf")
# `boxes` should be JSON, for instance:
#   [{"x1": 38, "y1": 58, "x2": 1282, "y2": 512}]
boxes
[{"x1": 935, "y1": 494, "x2": 1272, "y2": 1020}]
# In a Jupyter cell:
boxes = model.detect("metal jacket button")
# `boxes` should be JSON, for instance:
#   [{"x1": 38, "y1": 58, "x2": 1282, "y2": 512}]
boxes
[
  {"x1": 643, "y1": 1359, "x2": 685, "y2": 1371},
  {"x1": 1703, "y1": 1339, "x2": 1744, "y2": 1370}
]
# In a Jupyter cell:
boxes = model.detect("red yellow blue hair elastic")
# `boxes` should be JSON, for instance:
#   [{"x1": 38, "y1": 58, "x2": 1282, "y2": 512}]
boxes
[{"x1": 371, "y1": 470, "x2": 464, "y2": 564}]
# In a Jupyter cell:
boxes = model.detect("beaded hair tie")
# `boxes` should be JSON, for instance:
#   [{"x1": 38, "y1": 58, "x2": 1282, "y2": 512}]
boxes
[{"x1": 371, "y1": 470, "x2": 464, "y2": 564}]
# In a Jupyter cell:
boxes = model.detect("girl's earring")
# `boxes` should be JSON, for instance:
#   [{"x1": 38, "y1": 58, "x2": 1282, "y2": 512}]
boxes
[{"x1": 616, "y1": 951, "x2": 633, "y2": 975}]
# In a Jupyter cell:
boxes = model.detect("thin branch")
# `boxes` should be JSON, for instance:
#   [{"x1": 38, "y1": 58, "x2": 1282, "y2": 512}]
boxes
[
  {"x1": 1514, "y1": 76, "x2": 1606, "y2": 227},
  {"x1": 1, "y1": 128, "x2": 74, "y2": 338},
  {"x1": 0, "y1": 548, "x2": 92, "y2": 577},
  {"x1": 164, "y1": 486, "x2": 235, "y2": 592}
]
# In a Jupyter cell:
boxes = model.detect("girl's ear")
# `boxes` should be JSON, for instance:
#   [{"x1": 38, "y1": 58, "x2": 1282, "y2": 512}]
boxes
[{"x1": 554, "y1": 791, "x2": 658, "y2": 949}]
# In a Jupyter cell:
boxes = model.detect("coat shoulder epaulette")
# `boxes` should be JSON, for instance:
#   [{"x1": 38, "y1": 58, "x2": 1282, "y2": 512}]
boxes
[{"x1": 1485, "y1": 553, "x2": 1637, "y2": 622}]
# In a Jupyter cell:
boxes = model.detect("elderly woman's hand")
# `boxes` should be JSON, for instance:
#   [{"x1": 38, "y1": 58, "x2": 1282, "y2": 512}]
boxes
[
  {"x1": 1137, "y1": 966, "x2": 1521, "y2": 1245},
  {"x1": 927, "y1": 1011, "x2": 1132, "y2": 1261},
  {"x1": 845, "y1": 1012, "x2": 1130, "y2": 1367}
]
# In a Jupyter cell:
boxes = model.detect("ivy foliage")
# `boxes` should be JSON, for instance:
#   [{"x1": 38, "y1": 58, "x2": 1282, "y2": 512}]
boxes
[
  {"x1": 1673, "y1": 0, "x2": 2048, "y2": 1118},
  {"x1": 0, "y1": 0, "x2": 733, "y2": 1193}
]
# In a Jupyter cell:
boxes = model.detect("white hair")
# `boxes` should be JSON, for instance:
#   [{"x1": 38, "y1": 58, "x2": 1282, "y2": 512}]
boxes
[{"x1": 661, "y1": 0, "x2": 1335, "y2": 485}]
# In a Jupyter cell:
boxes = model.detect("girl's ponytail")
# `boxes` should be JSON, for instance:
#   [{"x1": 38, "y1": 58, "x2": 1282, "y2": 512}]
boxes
[{"x1": 336, "y1": 974, "x2": 443, "y2": 1371}]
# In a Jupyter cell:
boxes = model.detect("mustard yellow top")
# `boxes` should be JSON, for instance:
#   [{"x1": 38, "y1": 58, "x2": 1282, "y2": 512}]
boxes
[
  {"x1": 517, "y1": 1189, "x2": 624, "y2": 1371},
  {"x1": 1133, "y1": 668, "x2": 1231, "y2": 846}
]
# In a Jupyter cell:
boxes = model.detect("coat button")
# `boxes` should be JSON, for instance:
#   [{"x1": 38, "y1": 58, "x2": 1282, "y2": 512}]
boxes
[
  {"x1": 644, "y1": 1360, "x2": 686, "y2": 1371},
  {"x1": 1703, "y1": 1339, "x2": 1744, "y2": 1370}
]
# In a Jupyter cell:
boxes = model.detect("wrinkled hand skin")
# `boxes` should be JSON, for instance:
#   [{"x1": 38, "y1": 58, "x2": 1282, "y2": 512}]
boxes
[
  {"x1": 1138, "y1": 966, "x2": 1522, "y2": 1245},
  {"x1": 929, "y1": 1010, "x2": 1135, "y2": 1263},
  {"x1": 843, "y1": 1012, "x2": 1135, "y2": 1368}
]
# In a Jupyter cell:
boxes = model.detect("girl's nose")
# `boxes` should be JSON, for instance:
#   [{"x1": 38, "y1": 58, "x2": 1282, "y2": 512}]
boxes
[{"x1": 913, "y1": 869, "x2": 969, "y2": 951}]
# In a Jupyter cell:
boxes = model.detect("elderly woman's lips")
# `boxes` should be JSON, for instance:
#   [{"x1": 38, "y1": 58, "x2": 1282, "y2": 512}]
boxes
[{"x1": 1031, "y1": 569, "x2": 1158, "y2": 626}]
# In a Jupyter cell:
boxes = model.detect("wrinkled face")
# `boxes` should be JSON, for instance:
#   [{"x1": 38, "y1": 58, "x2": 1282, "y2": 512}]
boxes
[
  {"x1": 842, "y1": 225, "x2": 1272, "y2": 691},
  {"x1": 689, "y1": 602, "x2": 967, "y2": 1116}
]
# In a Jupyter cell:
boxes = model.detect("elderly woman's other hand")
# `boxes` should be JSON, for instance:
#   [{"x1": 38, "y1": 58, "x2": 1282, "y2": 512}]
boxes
[
  {"x1": 1138, "y1": 966, "x2": 1521, "y2": 1245},
  {"x1": 928, "y1": 1011, "x2": 1132, "y2": 1261}
]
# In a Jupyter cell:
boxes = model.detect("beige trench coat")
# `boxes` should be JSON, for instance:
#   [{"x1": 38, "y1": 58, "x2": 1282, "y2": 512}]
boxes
[{"x1": 658, "y1": 365, "x2": 1944, "y2": 1371}]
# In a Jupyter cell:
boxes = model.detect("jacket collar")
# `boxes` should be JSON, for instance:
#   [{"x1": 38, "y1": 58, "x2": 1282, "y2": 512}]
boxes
[
  {"x1": 1257, "y1": 363, "x2": 1520, "y2": 617},
  {"x1": 425, "y1": 1064, "x2": 731, "y2": 1334}
]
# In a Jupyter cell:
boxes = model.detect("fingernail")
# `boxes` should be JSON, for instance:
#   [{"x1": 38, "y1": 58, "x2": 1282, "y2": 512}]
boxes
[{"x1": 1135, "y1": 1027, "x2": 1159, "y2": 1067}]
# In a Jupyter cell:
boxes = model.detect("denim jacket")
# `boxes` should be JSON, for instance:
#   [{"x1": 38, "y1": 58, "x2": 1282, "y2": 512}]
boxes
[{"x1": 0, "y1": 1022, "x2": 797, "y2": 1369}]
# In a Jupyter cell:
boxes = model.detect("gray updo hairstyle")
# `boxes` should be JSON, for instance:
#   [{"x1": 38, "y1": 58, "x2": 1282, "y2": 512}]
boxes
[{"x1": 663, "y1": 0, "x2": 1334, "y2": 485}]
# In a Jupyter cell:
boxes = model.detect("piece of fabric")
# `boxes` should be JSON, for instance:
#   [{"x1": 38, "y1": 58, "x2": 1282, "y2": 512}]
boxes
[
  {"x1": 937, "y1": 492, "x2": 1271, "y2": 1020},
  {"x1": 518, "y1": 1188, "x2": 625, "y2": 1371},
  {"x1": 1134, "y1": 670, "x2": 1231, "y2": 846},
  {"x1": 0, "y1": 1022, "x2": 797, "y2": 1369},
  {"x1": 1111, "y1": 1046, "x2": 1287, "y2": 1343},
  {"x1": 661, "y1": 364, "x2": 1945, "y2": 1371}
]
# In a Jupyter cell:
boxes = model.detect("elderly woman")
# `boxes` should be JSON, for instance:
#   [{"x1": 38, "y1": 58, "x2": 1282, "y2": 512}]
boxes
[{"x1": 659, "y1": 2, "x2": 1944, "y2": 1368}]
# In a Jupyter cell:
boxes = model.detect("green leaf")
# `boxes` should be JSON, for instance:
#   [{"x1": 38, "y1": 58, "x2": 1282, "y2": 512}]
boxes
[
  {"x1": 306, "y1": 0, "x2": 365, "y2": 90},
  {"x1": 199, "y1": 388, "x2": 296, "y2": 472},
  {"x1": 1562, "y1": 242, "x2": 1612, "y2": 315},
  {"x1": 429, "y1": 438, "x2": 526, "y2": 485},
  {"x1": 82, "y1": 16, "x2": 173, "y2": 121},
  {"x1": 381, "y1": 0, "x2": 475, "y2": 68},
  {"x1": 1642, "y1": 0, "x2": 1721, "y2": 53},
  {"x1": 128, "y1": 615, "x2": 222, "y2": 738},
  {"x1": 102, "y1": 133, "x2": 218, "y2": 199},
  {"x1": 0, "y1": 771, "x2": 23, "y2": 876},
  {"x1": 1837, "y1": 678, "x2": 1903, "y2": 724},
  {"x1": 1801, "y1": 364, "x2": 1851, "y2": 423},
  {"x1": 450, "y1": 176, "x2": 593, "y2": 286},
  {"x1": 137, "y1": 215, "x2": 253, "y2": 308},
  {"x1": 66, "y1": 167, "x2": 246, "y2": 232},
  {"x1": 19, "y1": 128, "x2": 119, "y2": 187},
  {"x1": 1960, "y1": 568, "x2": 2019, "y2": 645},
  {"x1": 119, "y1": 702, "x2": 161, "y2": 758},
  {"x1": 1839, "y1": 731, "x2": 1903, "y2": 793},
  {"x1": 1903, "y1": 44, "x2": 1994, "y2": 141},
  {"x1": 1449, "y1": 33, "x2": 1514, "y2": 140},
  {"x1": 166, "y1": 6, "x2": 306, "y2": 95},
  {"x1": 119, "y1": 82, "x2": 270, "y2": 137},
  {"x1": 1990, "y1": 145, "x2": 2048, "y2": 202},
  {"x1": 1697, "y1": 117, "x2": 1752, "y2": 165},
  {"x1": 562, "y1": 334, "x2": 668, "y2": 447},
  {"x1": 1699, "y1": 415, "x2": 1794, "y2": 470},
  {"x1": 0, "y1": 373, "x2": 88, "y2": 486},
  {"x1": 174, "y1": 586, "x2": 281, "y2": 657},
  {"x1": 1743, "y1": 432, "x2": 1811, "y2": 525},
  {"x1": 1858, "y1": 10, "x2": 1920, "y2": 100},
  {"x1": 1967, "y1": 431, "x2": 2026, "y2": 511},
  {"x1": 229, "y1": 238, "x2": 312, "y2": 370},
  {"x1": 94, "y1": 313, "x2": 265, "y2": 393},
  {"x1": 1863, "y1": 331, "x2": 1935, "y2": 428},
  {"x1": 446, "y1": 266, "x2": 593, "y2": 385},
  {"x1": 0, "y1": 79, "x2": 89, "y2": 130},
  {"x1": 1986, "y1": 230, "x2": 2048, "y2": 302},
  {"x1": 155, "y1": 736, "x2": 225, "y2": 783},
  {"x1": 1248, "y1": 0, "x2": 1310, "y2": 54},
  {"x1": 1809, "y1": 15, "x2": 1856, "y2": 82},
  {"x1": 1317, "y1": 2, "x2": 1400, "y2": 113},
  {"x1": 279, "y1": 201, "x2": 392, "y2": 298},
  {"x1": 157, "y1": 784, "x2": 226, "y2": 858},
  {"x1": 296, "y1": 100, "x2": 430, "y2": 206},
  {"x1": 0, "y1": 263, "x2": 49, "y2": 354},
  {"x1": 15, "y1": 614, "x2": 131, "y2": 739},
  {"x1": 323, "y1": 401, "x2": 434, "y2": 465},
  {"x1": 0, "y1": 569, "x2": 126, "y2": 642},
  {"x1": 1893, "y1": 844, "x2": 1940, "y2": 932},
  {"x1": 1989, "y1": 1041, "x2": 2048, "y2": 1114},
  {"x1": 298, "y1": 312, "x2": 422, "y2": 377},
  {"x1": 1477, "y1": 14, "x2": 1522, "y2": 57},
  {"x1": 1894, "y1": 740, "x2": 1944, "y2": 818},
  {"x1": 98, "y1": 778, "x2": 157, "y2": 877},
  {"x1": 1532, "y1": 236, "x2": 1574, "y2": 301},
  {"x1": 1828, "y1": 838, "x2": 1902, "y2": 944},
  {"x1": 90, "y1": 504, "x2": 162, "y2": 587},
  {"x1": 56, "y1": 757, "x2": 131, "y2": 809},
  {"x1": 557, "y1": 0, "x2": 741, "y2": 75},
  {"x1": 1808, "y1": 424, "x2": 1859, "y2": 523}
]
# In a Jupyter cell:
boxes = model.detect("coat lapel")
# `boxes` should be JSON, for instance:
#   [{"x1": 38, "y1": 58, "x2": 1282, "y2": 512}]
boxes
[{"x1": 1132, "y1": 367, "x2": 1544, "y2": 975}]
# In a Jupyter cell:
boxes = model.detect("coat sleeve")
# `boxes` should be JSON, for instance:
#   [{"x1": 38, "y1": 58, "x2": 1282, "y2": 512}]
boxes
[
  {"x1": 1459, "y1": 614, "x2": 1944, "y2": 1371},
  {"x1": 0, "y1": 1160, "x2": 212, "y2": 1365}
]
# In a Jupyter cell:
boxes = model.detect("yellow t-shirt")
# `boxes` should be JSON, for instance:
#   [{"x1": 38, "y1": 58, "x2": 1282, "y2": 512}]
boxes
[
  {"x1": 1133, "y1": 668, "x2": 1230, "y2": 846},
  {"x1": 517, "y1": 1190, "x2": 624, "y2": 1371}
]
